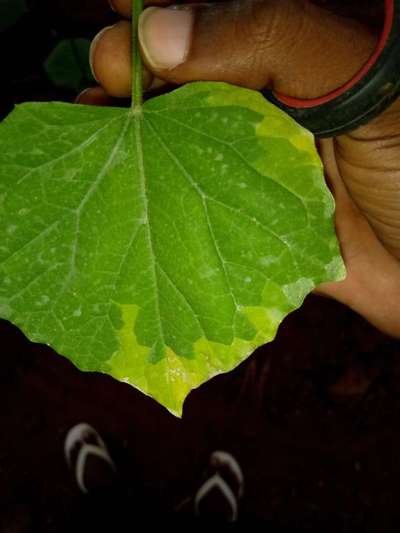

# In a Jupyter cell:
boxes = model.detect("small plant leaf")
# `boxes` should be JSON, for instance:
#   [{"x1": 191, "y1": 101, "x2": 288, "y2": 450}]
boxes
[
  {"x1": 0, "y1": 0, "x2": 28, "y2": 31},
  {"x1": 44, "y1": 38, "x2": 94, "y2": 92},
  {"x1": 0, "y1": 82, "x2": 345, "y2": 415}
]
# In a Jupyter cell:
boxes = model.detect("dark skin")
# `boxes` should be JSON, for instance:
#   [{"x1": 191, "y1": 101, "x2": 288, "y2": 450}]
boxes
[{"x1": 83, "y1": 0, "x2": 400, "y2": 337}]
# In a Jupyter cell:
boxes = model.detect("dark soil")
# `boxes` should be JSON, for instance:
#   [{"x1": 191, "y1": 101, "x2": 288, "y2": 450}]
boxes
[
  {"x1": 1, "y1": 1, "x2": 400, "y2": 531},
  {"x1": 1, "y1": 296, "x2": 400, "y2": 532}
]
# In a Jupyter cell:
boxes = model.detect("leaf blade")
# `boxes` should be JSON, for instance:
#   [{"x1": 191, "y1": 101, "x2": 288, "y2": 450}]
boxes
[{"x1": 0, "y1": 82, "x2": 345, "y2": 415}]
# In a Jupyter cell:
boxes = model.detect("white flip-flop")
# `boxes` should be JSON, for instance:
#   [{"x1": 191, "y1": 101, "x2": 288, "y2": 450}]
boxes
[
  {"x1": 64, "y1": 423, "x2": 116, "y2": 494},
  {"x1": 194, "y1": 450, "x2": 244, "y2": 522}
]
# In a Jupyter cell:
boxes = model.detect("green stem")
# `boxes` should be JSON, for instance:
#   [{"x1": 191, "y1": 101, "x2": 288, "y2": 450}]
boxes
[{"x1": 131, "y1": 0, "x2": 143, "y2": 109}]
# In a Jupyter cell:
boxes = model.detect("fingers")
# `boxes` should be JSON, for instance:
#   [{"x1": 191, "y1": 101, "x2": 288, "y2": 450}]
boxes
[
  {"x1": 92, "y1": 0, "x2": 376, "y2": 100},
  {"x1": 332, "y1": 100, "x2": 400, "y2": 260},
  {"x1": 109, "y1": 0, "x2": 132, "y2": 18},
  {"x1": 75, "y1": 86, "x2": 118, "y2": 106},
  {"x1": 315, "y1": 139, "x2": 400, "y2": 339},
  {"x1": 89, "y1": 20, "x2": 153, "y2": 97},
  {"x1": 137, "y1": 0, "x2": 376, "y2": 96},
  {"x1": 317, "y1": 139, "x2": 372, "y2": 268}
]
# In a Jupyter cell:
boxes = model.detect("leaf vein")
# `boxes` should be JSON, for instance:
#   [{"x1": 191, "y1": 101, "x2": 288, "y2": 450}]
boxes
[
  {"x1": 156, "y1": 263, "x2": 208, "y2": 340},
  {"x1": 1, "y1": 218, "x2": 61, "y2": 266},
  {"x1": 13, "y1": 114, "x2": 123, "y2": 188},
  {"x1": 135, "y1": 116, "x2": 168, "y2": 361},
  {"x1": 153, "y1": 113, "x2": 309, "y2": 222},
  {"x1": 70, "y1": 115, "x2": 131, "y2": 279},
  {"x1": 147, "y1": 118, "x2": 239, "y2": 336}
]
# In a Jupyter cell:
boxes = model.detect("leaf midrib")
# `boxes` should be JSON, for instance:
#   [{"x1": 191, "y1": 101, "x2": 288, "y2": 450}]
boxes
[{"x1": 133, "y1": 115, "x2": 167, "y2": 359}]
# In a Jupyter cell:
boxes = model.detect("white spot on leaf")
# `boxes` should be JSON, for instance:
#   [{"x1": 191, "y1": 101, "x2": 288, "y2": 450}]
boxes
[{"x1": 6, "y1": 225, "x2": 17, "y2": 235}]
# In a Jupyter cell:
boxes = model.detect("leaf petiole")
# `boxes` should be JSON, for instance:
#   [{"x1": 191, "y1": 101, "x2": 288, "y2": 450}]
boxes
[{"x1": 131, "y1": 0, "x2": 143, "y2": 109}]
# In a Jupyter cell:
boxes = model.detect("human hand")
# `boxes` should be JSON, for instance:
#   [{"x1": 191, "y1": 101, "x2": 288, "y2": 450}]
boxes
[{"x1": 85, "y1": 0, "x2": 400, "y2": 337}]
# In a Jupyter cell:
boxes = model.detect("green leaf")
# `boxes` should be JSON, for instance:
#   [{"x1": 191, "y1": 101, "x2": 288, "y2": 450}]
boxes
[
  {"x1": 0, "y1": 0, "x2": 28, "y2": 31},
  {"x1": 0, "y1": 82, "x2": 345, "y2": 416},
  {"x1": 44, "y1": 39, "x2": 94, "y2": 92}
]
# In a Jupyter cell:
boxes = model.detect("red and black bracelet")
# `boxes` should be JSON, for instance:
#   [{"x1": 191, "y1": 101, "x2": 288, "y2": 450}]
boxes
[{"x1": 263, "y1": 0, "x2": 400, "y2": 137}]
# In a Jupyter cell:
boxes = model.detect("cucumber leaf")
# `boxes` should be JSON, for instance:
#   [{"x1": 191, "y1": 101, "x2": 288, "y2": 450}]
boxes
[
  {"x1": 0, "y1": 82, "x2": 345, "y2": 415},
  {"x1": 44, "y1": 38, "x2": 94, "y2": 92}
]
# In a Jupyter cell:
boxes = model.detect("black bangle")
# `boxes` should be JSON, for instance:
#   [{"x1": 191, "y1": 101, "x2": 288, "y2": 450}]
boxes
[{"x1": 262, "y1": 0, "x2": 400, "y2": 138}]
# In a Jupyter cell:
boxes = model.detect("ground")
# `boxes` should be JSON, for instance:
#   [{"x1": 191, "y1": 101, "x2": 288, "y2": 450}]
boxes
[{"x1": 1, "y1": 296, "x2": 400, "y2": 532}]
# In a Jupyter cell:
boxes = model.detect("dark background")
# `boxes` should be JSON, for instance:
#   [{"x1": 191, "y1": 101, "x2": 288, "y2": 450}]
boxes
[{"x1": 1, "y1": 1, "x2": 400, "y2": 531}]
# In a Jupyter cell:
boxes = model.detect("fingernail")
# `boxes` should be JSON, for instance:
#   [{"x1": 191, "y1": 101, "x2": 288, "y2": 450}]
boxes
[
  {"x1": 139, "y1": 6, "x2": 194, "y2": 71},
  {"x1": 108, "y1": 0, "x2": 116, "y2": 12},
  {"x1": 89, "y1": 25, "x2": 115, "y2": 83}
]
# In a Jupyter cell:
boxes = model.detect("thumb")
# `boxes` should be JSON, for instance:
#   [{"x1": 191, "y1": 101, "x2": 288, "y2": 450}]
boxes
[{"x1": 139, "y1": 0, "x2": 376, "y2": 99}]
